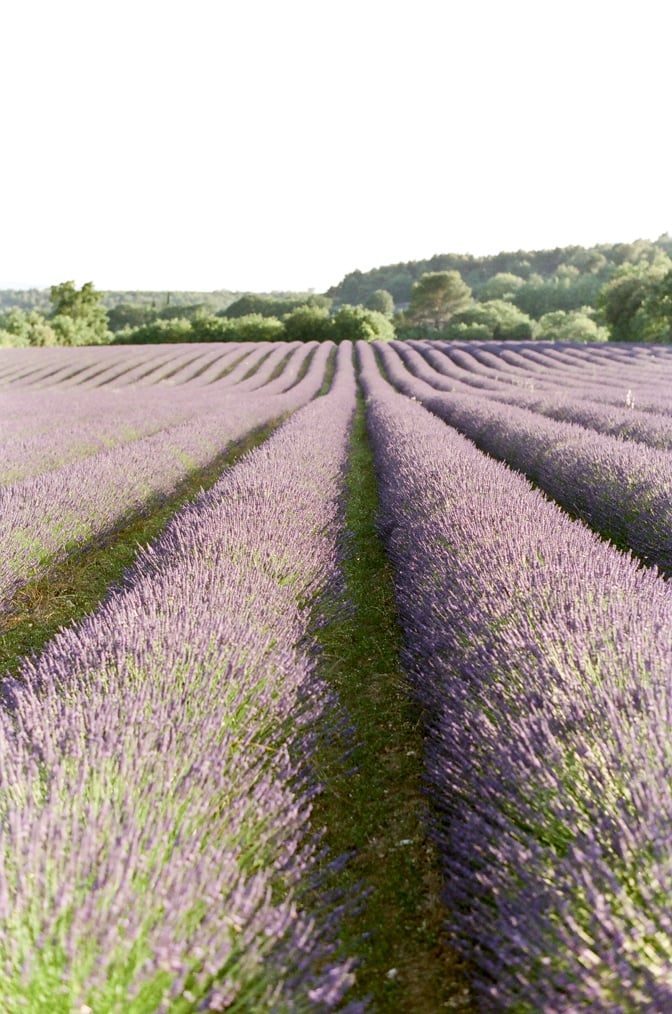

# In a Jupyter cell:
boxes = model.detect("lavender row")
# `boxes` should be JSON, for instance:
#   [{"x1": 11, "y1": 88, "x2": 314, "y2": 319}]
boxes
[
  {"x1": 377, "y1": 342, "x2": 672, "y2": 575},
  {"x1": 0, "y1": 342, "x2": 363, "y2": 1012},
  {"x1": 0, "y1": 344, "x2": 334, "y2": 617},
  {"x1": 228, "y1": 342, "x2": 315, "y2": 393},
  {"x1": 0, "y1": 345, "x2": 170, "y2": 389},
  {"x1": 0, "y1": 389, "x2": 218, "y2": 486},
  {"x1": 49, "y1": 341, "x2": 306, "y2": 392},
  {"x1": 403, "y1": 342, "x2": 672, "y2": 451},
  {"x1": 0, "y1": 344, "x2": 320, "y2": 485},
  {"x1": 461, "y1": 341, "x2": 672, "y2": 393},
  {"x1": 358, "y1": 340, "x2": 672, "y2": 1011},
  {"x1": 431, "y1": 341, "x2": 672, "y2": 416},
  {"x1": 421, "y1": 340, "x2": 672, "y2": 406},
  {"x1": 61, "y1": 343, "x2": 255, "y2": 391},
  {"x1": 0, "y1": 342, "x2": 257, "y2": 391}
]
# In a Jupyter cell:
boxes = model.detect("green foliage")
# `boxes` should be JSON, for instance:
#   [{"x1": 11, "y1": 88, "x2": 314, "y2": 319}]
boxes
[
  {"x1": 106, "y1": 303, "x2": 157, "y2": 332},
  {"x1": 476, "y1": 272, "x2": 526, "y2": 302},
  {"x1": 113, "y1": 312, "x2": 285, "y2": 345},
  {"x1": 597, "y1": 256, "x2": 672, "y2": 342},
  {"x1": 116, "y1": 303, "x2": 395, "y2": 346},
  {"x1": 155, "y1": 302, "x2": 216, "y2": 322},
  {"x1": 0, "y1": 308, "x2": 57, "y2": 347},
  {"x1": 406, "y1": 271, "x2": 472, "y2": 330},
  {"x1": 101, "y1": 290, "x2": 241, "y2": 314},
  {"x1": 49, "y1": 281, "x2": 110, "y2": 345},
  {"x1": 366, "y1": 289, "x2": 395, "y2": 317},
  {"x1": 223, "y1": 292, "x2": 331, "y2": 319},
  {"x1": 637, "y1": 270, "x2": 672, "y2": 343},
  {"x1": 0, "y1": 288, "x2": 51, "y2": 313},
  {"x1": 221, "y1": 313, "x2": 285, "y2": 342},
  {"x1": 283, "y1": 303, "x2": 395, "y2": 344},
  {"x1": 327, "y1": 239, "x2": 672, "y2": 323},
  {"x1": 282, "y1": 304, "x2": 333, "y2": 343},
  {"x1": 0, "y1": 328, "x2": 26, "y2": 348},
  {"x1": 330, "y1": 305, "x2": 396, "y2": 343},
  {"x1": 446, "y1": 299, "x2": 536, "y2": 341},
  {"x1": 113, "y1": 317, "x2": 194, "y2": 344},
  {"x1": 536, "y1": 308, "x2": 609, "y2": 343},
  {"x1": 511, "y1": 271, "x2": 604, "y2": 319}
]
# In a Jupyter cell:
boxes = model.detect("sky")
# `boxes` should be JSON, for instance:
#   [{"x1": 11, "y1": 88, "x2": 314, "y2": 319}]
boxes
[{"x1": 1, "y1": 0, "x2": 670, "y2": 294}]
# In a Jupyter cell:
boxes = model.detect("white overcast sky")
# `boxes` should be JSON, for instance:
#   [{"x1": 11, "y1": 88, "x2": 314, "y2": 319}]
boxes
[{"x1": 1, "y1": 0, "x2": 669, "y2": 293}]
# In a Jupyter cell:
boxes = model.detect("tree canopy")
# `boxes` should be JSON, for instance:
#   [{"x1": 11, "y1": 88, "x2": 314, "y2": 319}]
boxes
[
  {"x1": 536, "y1": 308, "x2": 609, "y2": 343},
  {"x1": 406, "y1": 271, "x2": 472, "y2": 329},
  {"x1": 49, "y1": 281, "x2": 110, "y2": 345},
  {"x1": 0, "y1": 308, "x2": 57, "y2": 347},
  {"x1": 446, "y1": 300, "x2": 535, "y2": 341},
  {"x1": 597, "y1": 257, "x2": 672, "y2": 342},
  {"x1": 366, "y1": 289, "x2": 395, "y2": 317}
]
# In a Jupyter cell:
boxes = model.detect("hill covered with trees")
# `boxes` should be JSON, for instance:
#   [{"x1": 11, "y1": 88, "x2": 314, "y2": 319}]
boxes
[
  {"x1": 327, "y1": 235, "x2": 672, "y2": 343},
  {"x1": 1, "y1": 235, "x2": 671, "y2": 345},
  {"x1": 328, "y1": 236, "x2": 672, "y2": 309}
]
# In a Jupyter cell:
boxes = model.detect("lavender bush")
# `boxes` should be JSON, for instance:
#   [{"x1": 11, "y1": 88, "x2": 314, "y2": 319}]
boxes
[
  {"x1": 358, "y1": 339, "x2": 672, "y2": 1011},
  {"x1": 433, "y1": 340, "x2": 672, "y2": 414},
  {"x1": 0, "y1": 343, "x2": 363, "y2": 1012},
  {"x1": 0, "y1": 343, "x2": 244, "y2": 392},
  {"x1": 0, "y1": 390, "x2": 211, "y2": 486},
  {"x1": 0, "y1": 342, "x2": 336, "y2": 617},
  {"x1": 376, "y1": 341, "x2": 672, "y2": 575},
  {"x1": 404, "y1": 342, "x2": 672, "y2": 450}
]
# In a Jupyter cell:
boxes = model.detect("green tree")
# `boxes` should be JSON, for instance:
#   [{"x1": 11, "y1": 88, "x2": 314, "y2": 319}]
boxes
[
  {"x1": 223, "y1": 293, "x2": 331, "y2": 319},
  {"x1": 446, "y1": 300, "x2": 535, "y2": 341},
  {"x1": 330, "y1": 305, "x2": 395, "y2": 343},
  {"x1": 283, "y1": 305, "x2": 333, "y2": 343},
  {"x1": 406, "y1": 271, "x2": 471, "y2": 330},
  {"x1": 0, "y1": 308, "x2": 57, "y2": 346},
  {"x1": 366, "y1": 289, "x2": 395, "y2": 317},
  {"x1": 597, "y1": 257, "x2": 672, "y2": 341},
  {"x1": 477, "y1": 272, "x2": 525, "y2": 302},
  {"x1": 634, "y1": 270, "x2": 672, "y2": 343},
  {"x1": 513, "y1": 271, "x2": 604, "y2": 319},
  {"x1": 113, "y1": 317, "x2": 194, "y2": 344},
  {"x1": 536, "y1": 308, "x2": 609, "y2": 343},
  {"x1": 221, "y1": 314, "x2": 284, "y2": 342},
  {"x1": 107, "y1": 303, "x2": 158, "y2": 332},
  {"x1": 49, "y1": 281, "x2": 110, "y2": 345}
]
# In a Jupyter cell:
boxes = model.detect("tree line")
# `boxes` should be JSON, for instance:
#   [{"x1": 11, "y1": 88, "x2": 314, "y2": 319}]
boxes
[
  {"x1": 2, "y1": 235, "x2": 671, "y2": 346},
  {"x1": 0, "y1": 284, "x2": 395, "y2": 347}
]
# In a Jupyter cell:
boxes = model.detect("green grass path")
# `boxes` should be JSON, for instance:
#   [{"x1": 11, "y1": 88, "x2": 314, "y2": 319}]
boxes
[{"x1": 312, "y1": 391, "x2": 475, "y2": 1012}]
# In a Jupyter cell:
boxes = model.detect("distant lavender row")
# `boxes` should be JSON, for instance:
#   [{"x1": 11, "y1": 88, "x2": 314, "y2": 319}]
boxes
[
  {"x1": 0, "y1": 343, "x2": 334, "y2": 616},
  {"x1": 0, "y1": 342, "x2": 276, "y2": 390},
  {"x1": 511, "y1": 340, "x2": 672, "y2": 385},
  {"x1": 413, "y1": 339, "x2": 672, "y2": 410},
  {"x1": 0, "y1": 344, "x2": 319, "y2": 485},
  {"x1": 454, "y1": 341, "x2": 672, "y2": 394},
  {"x1": 0, "y1": 343, "x2": 363, "y2": 1012},
  {"x1": 0, "y1": 389, "x2": 214, "y2": 485},
  {"x1": 0, "y1": 344, "x2": 173, "y2": 388},
  {"x1": 377, "y1": 342, "x2": 672, "y2": 575},
  {"x1": 401, "y1": 341, "x2": 672, "y2": 451},
  {"x1": 51, "y1": 341, "x2": 306, "y2": 391},
  {"x1": 430, "y1": 341, "x2": 672, "y2": 416},
  {"x1": 358, "y1": 340, "x2": 672, "y2": 1011}
]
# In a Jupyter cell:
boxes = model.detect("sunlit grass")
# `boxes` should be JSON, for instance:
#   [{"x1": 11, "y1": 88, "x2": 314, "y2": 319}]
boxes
[{"x1": 311, "y1": 390, "x2": 475, "y2": 1012}]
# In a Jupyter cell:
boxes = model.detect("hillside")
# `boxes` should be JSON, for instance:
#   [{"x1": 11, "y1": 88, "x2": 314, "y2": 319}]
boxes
[{"x1": 327, "y1": 234, "x2": 672, "y2": 314}]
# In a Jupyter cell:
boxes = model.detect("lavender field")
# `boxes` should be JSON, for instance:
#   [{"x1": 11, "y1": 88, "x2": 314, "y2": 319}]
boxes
[{"x1": 2, "y1": 339, "x2": 672, "y2": 1012}]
